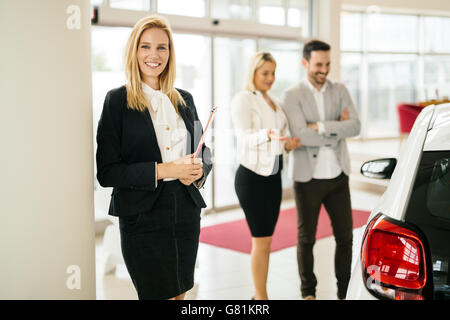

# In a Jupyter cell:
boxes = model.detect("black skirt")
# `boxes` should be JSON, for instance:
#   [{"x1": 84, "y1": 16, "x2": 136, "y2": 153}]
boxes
[
  {"x1": 234, "y1": 155, "x2": 283, "y2": 237},
  {"x1": 118, "y1": 180, "x2": 201, "y2": 300}
]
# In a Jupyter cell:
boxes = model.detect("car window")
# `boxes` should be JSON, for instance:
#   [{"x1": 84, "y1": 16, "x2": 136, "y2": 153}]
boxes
[
  {"x1": 404, "y1": 151, "x2": 450, "y2": 300},
  {"x1": 427, "y1": 158, "x2": 450, "y2": 221}
]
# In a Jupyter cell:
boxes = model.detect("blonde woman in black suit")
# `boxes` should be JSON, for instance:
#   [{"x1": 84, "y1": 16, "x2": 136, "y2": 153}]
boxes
[
  {"x1": 231, "y1": 52, "x2": 301, "y2": 300},
  {"x1": 96, "y1": 15, "x2": 212, "y2": 300}
]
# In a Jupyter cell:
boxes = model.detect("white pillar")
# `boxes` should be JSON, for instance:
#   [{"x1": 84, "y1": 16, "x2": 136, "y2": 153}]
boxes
[
  {"x1": 0, "y1": 0, "x2": 96, "y2": 299},
  {"x1": 314, "y1": 0, "x2": 342, "y2": 81}
]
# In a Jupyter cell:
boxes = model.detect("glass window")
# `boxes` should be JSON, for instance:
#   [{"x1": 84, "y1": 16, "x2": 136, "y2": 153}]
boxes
[
  {"x1": 91, "y1": 26, "x2": 131, "y2": 219},
  {"x1": 424, "y1": 56, "x2": 450, "y2": 101},
  {"x1": 427, "y1": 158, "x2": 450, "y2": 220},
  {"x1": 157, "y1": 0, "x2": 206, "y2": 17},
  {"x1": 287, "y1": 0, "x2": 311, "y2": 37},
  {"x1": 258, "y1": 39, "x2": 303, "y2": 100},
  {"x1": 91, "y1": 0, "x2": 104, "y2": 6},
  {"x1": 258, "y1": 0, "x2": 285, "y2": 26},
  {"x1": 340, "y1": 11, "x2": 362, "y2": 51},
  {"x1": 173, "y1": 34, "x2": 212, "y2": 126},
  {"x1": 424, "y1": 17, "x2": 450, "y2": 54},
  {"x1": 109, "y1": 0, "x2": 150, "y2": 11},
  {"x1": 368, "y1": 14, "x2": 418, "y2": 52},
  {"x1": 367, "y1": 54, "x2": 418, "y2": 137},
  {"x1": 213, "y1": 37, "x2": 257, "y2": 208},
  {"x1": 211, "y1": 0, "x2": 252, "y2": 20},
  {"x1": 341, "y1": 11, "x2": 450, "y2": 139},
  {"x1": 173, "y1": 34, "x2": 212, "y2": 208},
  {"x1": 341, "y1": 53, "x2": 362, "y2": 117}
]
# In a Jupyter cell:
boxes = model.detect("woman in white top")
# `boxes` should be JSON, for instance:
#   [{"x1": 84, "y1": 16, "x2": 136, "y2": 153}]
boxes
[
  {"x1": 231, "y1": 52, "x2": 301, "y2": 300},
  {"x1": 96, "y1": 15, "x2": 212, "y2": 300}
]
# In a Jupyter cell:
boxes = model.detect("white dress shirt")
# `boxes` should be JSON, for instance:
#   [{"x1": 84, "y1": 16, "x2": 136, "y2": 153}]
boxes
[
  {"x1": 142, "y1": 83, "x2": 187, "y2": 182},
  {"x1": 304, "y1": 79, "x2": 342, "y2": 179}
]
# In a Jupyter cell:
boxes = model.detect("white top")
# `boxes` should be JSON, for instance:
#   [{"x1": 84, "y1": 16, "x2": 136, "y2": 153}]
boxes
[
  {"x1": 142, "y1": 83, "x2": 187, "y2": 182},
  {"x1": 231, "y1": 90, "x2": 289, "y2": 176},
  {"x1": 304, "y1": 79, "x2": 342, "y2": 179}
]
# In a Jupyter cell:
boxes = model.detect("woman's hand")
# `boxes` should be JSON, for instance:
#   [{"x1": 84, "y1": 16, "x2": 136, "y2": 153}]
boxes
[
  {"x1": 267, "y1": 129, "x2": 288, "y2": 141},
  {"x1": 284, "y1": 137, "x2": 301, "y2": 151},
  {"x1": 178, "y1": 155, "x2": 204, "y2": 186},
  {"x1": 157, "y1": 154, "x2": 203, "y2": 185}
]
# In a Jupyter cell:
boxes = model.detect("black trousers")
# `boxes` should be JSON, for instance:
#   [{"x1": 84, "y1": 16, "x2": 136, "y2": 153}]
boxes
[{"x1": 294, "y1": 173, "x2": 353, "y2": 299}]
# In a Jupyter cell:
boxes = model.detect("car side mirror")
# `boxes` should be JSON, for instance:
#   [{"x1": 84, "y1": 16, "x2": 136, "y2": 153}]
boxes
[{"x1": 360, "y1": 158, "x2": 397, "y2": 179}]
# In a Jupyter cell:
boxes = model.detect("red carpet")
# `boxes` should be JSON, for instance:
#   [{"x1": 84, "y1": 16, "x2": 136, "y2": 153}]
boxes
[{"x1": 199, "y1": 207, "x2": 371, "y2": 254}]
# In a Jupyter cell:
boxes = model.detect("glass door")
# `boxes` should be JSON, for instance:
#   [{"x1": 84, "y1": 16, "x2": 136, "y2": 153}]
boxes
[
  {"x1": 213, "y1": 37, "x2": 257, "y2": 208},
  {"x1": 173, "y1": 33, "x2": 213, "y2": 209}
]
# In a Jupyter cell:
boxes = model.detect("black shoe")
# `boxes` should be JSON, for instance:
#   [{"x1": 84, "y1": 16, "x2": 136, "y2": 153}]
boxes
[{"x1": 337, "y1": 292, "x2": 347, "y2": 300}]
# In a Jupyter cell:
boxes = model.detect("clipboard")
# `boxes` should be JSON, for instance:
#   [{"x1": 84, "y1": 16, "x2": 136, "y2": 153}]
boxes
[{"x1": 193, "y1": 106, "x2": 218, "y2": 158}]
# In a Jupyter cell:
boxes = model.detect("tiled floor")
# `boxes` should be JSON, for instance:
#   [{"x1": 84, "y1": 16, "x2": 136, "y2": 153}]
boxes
[{"x1": 95, "y1": 188, "x2": 382, "y2": 300}]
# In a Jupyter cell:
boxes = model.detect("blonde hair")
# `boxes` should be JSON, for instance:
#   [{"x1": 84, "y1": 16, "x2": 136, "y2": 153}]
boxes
[
  {"x1": 124, "y1": 15, "x2": 185, "y2": 112},
  {"x1": 244, "y1": 51, "x2": 277, "y2": 92}
]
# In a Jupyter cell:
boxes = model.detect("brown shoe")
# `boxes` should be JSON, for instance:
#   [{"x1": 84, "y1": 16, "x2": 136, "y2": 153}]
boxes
[{"x1": 303, "y1": 295, "x2": 316, "y2": 300}]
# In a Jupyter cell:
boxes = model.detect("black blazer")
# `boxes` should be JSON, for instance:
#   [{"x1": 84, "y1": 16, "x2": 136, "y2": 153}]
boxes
[{"x1": 96, "y1": 85, "x2": 212, "y2": 217}]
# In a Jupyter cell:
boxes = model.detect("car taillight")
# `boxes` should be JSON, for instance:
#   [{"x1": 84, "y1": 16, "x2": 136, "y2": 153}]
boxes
[{"x1": 361, "y1": 214, "x2": 427, "y2": 300}]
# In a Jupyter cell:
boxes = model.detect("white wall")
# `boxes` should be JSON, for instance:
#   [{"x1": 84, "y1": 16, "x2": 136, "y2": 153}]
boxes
[{"x1": 0, "y1": 0, "x2": 96, "y2": 299}]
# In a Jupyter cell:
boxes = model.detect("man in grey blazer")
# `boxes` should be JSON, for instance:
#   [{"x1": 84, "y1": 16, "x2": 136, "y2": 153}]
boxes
[{"x1": 281, "y1": 40, "x2": 360, "y2": 300}]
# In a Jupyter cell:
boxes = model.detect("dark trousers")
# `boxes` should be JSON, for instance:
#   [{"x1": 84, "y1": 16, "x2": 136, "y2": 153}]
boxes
[{"x1": 294, "y1": 173, "x2": 353, "y2": 299}]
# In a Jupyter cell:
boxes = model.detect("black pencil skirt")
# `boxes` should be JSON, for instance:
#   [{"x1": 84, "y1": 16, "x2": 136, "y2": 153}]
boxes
[
  {"x1": 234, "y1": 156, "x2": 283, "y2": 237},
  {"x1": 118, "y1": 180, "x2": 201, "y2": 300}
]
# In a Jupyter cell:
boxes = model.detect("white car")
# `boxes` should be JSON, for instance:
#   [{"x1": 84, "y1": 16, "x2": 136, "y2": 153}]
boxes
[{"x1": 347, "y1": 103, "x2": 450, "y2": 300}]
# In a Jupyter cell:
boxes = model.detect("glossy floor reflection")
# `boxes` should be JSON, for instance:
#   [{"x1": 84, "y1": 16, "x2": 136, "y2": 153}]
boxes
[{"x1": 96, "y1": 188, "x2": 382, "y2": 300}]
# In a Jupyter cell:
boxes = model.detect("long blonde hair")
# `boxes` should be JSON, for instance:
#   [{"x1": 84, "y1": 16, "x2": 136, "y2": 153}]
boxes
[
  {"x1": 124, "y1": 15, "x2": 185, "y2": 112},
  {"x1": 244, "y1": 51, "x2": 276, "y2": 92}
]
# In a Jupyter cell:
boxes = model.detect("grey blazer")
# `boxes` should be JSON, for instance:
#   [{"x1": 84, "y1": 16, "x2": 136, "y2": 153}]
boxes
[{"x1": 281, "y1": 80, "x2": 361, "y2": 182}]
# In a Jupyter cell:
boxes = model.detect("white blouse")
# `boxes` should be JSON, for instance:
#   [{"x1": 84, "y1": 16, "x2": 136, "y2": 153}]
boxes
[
  {"x1": 142, "y1": 83, "x2": 187, "y2": 182},
  {"x1": 231, "y1": 90, "x2": 289, "y2": 176}
]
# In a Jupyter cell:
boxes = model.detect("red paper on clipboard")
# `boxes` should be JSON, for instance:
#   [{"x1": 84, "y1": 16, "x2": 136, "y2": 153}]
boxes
[{"x1": 194, "y1": 106, "x2": 218, "y2": 158}]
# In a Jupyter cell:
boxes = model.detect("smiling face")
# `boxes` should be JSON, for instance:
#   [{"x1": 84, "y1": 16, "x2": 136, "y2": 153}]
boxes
[
  {"x1": 137, "y1": 27, "x2": 170, "y2": 89},
  {"x1": 253, "y1": 61, "x2": 276, "y2": 94},
  {"x1": 302, "y1": 50, "x2": 330, "y2": 89}
]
